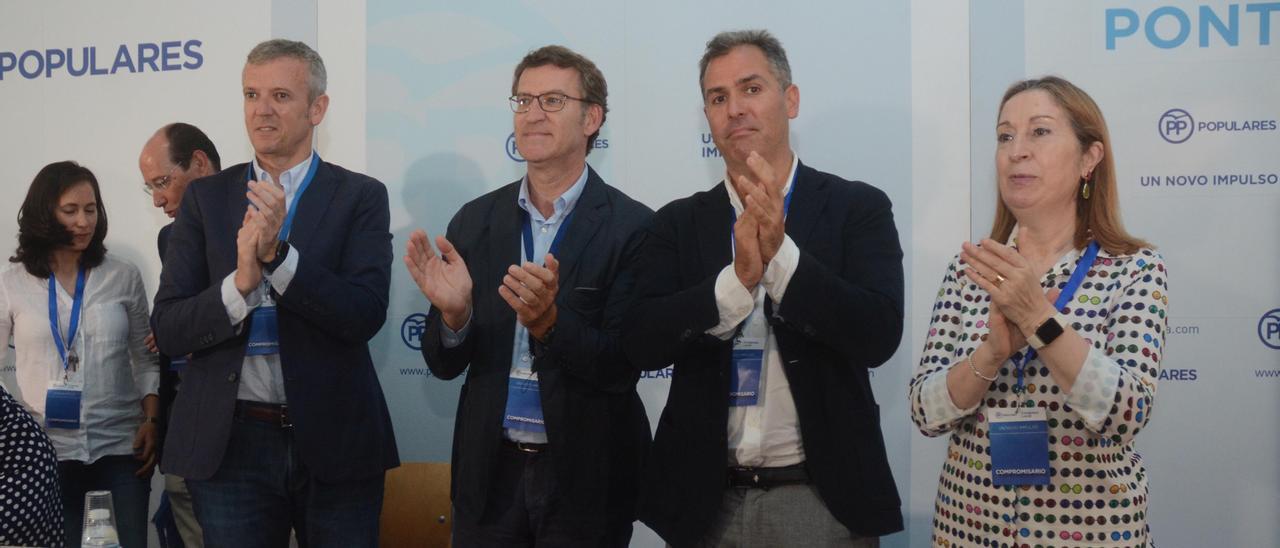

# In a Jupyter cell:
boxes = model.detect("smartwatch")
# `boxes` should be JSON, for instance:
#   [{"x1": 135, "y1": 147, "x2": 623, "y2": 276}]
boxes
[{"x1": 1028, "y1": 314, "x2": 1068, "y2": 350}]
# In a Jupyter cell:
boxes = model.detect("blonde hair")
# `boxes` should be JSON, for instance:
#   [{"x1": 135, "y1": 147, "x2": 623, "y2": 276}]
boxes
[{"x1": 989, "y1": 76, "x2": 1149, "y2": 255}]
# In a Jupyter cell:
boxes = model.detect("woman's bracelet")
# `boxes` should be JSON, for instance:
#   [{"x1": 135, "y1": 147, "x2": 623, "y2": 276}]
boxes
[{"x1": 967, "y1": 354, "x2": 997, "y2": 382}]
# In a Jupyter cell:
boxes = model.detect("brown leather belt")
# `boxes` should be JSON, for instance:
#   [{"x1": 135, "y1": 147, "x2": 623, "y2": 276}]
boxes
[
  {"x1": 727, "y1": 463, "x2": 809, "y2": 489},
  {"x1": 501, "y1": 438, "x2": 549, "y2": 454},
  {"x1": 235, "y1": 400, "x2": 291, "y2": 428}
]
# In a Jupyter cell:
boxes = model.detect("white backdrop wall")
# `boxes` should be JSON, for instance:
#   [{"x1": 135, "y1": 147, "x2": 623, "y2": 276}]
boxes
[{"x1": 1, "y1": 2, "x2": 1276, "y2": 547}]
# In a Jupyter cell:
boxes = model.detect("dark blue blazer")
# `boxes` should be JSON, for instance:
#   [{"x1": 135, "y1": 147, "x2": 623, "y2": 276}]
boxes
[
  {"x1": 420, "y1": 167, "x2": 653, "y2": 532},
  {"x1": 152, "y1": 160, "x2": 398, "y2": 482},
  {"x1": 155, "y1": 224, "x2": 178, "y2": 454},
  {"x1": 624, "y1": 162, "x2": 905, "y2": 544}
]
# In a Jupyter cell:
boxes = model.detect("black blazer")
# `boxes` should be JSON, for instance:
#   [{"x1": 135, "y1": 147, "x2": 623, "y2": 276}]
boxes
[
  {"x1": 624, "y1": 162, "x2": 905, "y2": 545},
  {"x1": 420, "y1": 167, "x2": 653, "y2": 532},
  {"x1": 154, "y1": 224, "x2": 178, "y2": 456},
  {"x1": 152, "y1": 160, "x2": 399, "y2": 483}
]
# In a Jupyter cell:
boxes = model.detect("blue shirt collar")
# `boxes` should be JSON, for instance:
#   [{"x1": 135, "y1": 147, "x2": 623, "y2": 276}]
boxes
[{"x1": 518, "y1": 164, "x2": 590, "y2": 223}]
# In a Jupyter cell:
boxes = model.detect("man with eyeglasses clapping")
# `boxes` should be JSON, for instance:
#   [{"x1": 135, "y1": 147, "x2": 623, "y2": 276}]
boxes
[{"x1": 407, "y1": 45, "x2": 652, "y2": 547}]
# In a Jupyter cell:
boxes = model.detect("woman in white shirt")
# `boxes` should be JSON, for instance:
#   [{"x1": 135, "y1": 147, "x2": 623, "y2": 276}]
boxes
[{"x1": 1, "y1": 161, "x2": 160, "y2": 548}]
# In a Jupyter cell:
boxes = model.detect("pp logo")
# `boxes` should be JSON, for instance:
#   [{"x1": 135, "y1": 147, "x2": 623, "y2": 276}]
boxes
[
  {"x1": 506, "y1": 132, "x2": 524, "y2": 163},
  {"x1": 1158, "y1": 109, "x2": 1194, "y2": 144},
  {"x1": 1259, "y1": 308, "x2": 1280, "y2": 350},
  {"x1": 401, "y1": 313, "x2": 428, "y2": 351}
]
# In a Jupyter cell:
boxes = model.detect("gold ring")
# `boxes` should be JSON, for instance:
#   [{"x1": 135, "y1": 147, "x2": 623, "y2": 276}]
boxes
[{"x1": 993, "y1": 273, "x2": 1007, "y2": 287}]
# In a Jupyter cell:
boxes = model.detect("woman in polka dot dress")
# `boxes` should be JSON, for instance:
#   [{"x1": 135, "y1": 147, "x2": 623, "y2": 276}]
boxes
[
  {"x1": 909, "y1": 76, "x2": 1167, "y2": 547},
  {"x1": 1, "y1": 385, "x2": 64, "y2": 547}
]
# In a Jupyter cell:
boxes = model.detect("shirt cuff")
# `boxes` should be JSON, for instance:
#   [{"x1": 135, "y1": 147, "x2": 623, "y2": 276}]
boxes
[
  {"x1": 707, "y1": 265, "x2": 757, "y2": 340},
  {"x1": 1065, "y1": 346, "x2": 1123, "y2": 430},
  {"x1": 137, "y1": 369, "x2": 161, "y2": 397},
  {"x1": 266, "y1": 247, "x2": 299, "y2": 296},
  {"x1": 921, "y1": 366, "x2": 978, "y2": 428},
  {"x1": 440, "y1": 311, "x2": 473, "y2": 349},
  {"x1": 762, "y1": 235, "x2": 800, "y2": 303},
  {"x1": 221, "y1": 272, "x2": 260, "y2": 326}
]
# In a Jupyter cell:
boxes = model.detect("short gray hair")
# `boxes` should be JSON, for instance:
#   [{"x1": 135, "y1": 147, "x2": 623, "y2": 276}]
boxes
[
  {"x1": 698, "y1": 29, "x2": 792, "y2": 92},
  {"x1": 246, "y1": 39, "x2": 327, "y2": 102}
]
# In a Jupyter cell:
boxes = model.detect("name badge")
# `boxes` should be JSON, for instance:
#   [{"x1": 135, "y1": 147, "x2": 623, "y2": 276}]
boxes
[
  {"x1": 503, "y1": 375, "x2": 546, "y2": 433},
  {"x1": 246, "y1": 304, "x2": 280, "y2": 356},
  {"x1": 989, "y1": 406, "x2": 1051, "y2": 486},
  {"x1": 45, "y1": 386, "x2": 82, "y2": 429},
  {"x1": 729, "y1": 336, "x2": 764, "y2": 407}
]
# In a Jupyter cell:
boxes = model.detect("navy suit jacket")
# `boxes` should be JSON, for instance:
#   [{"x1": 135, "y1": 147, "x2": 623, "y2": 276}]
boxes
[
  {"x1": 153, "y1": 159, "x2": 399, "y2": 482},
  {"x1": 420, "y1": 167, "x2": 653, "y2": 531},
  {"x1": 624, "y1": 162, "x2": 905, "y2": 544},
  {"x1": 155, "y1": 224, "x2": 178, "y2": 454}
]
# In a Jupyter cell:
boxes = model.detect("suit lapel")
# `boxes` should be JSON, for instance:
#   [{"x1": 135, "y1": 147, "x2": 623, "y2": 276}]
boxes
[
  {"x1": 783, "y1": 162, "x2": 828, "y2": 253},
  {"x1": 695, "y1": 183, "x2": 734, "y2": 277},
  {"x1": 226, "y1": 164, "x2": 255, "y2": 244},
  {"x1": 765, "y1": 162, "x2": 828, "y2": 318},
  {"x1": 281, "y1": 160, "x2": 339, "y2": 252},
  {"x1": 548, "y1": 167, "x2": 608, "y2": 285},
  {"x1": 486, "y1": 183, "x2": 522, "y2": 332}
]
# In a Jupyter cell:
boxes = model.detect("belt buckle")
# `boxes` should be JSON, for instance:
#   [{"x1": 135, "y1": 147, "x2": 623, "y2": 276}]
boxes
[
  {"x1": 514, "y1": 441, "x2": 539, "y2": 453},
  {"x1": 278, "y1": 405, "x2": 292, "y2": 429},
  {"x1": 729, "y1": 466, "x2": 761, "y2": 488}
]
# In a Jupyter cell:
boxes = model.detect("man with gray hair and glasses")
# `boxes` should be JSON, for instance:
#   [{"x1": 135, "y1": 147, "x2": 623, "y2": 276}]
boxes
[
  {"x1": 624, "y1": 29, "x2": 905, "y2": 546},
  {"x1": 153, "y1": 39, "x2": 398, "y2": 547}
]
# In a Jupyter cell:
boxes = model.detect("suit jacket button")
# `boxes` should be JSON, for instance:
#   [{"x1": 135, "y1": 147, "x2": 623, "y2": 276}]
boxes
[{"x1": 227, "y1": 372, "x2": 238, "y2": 383}]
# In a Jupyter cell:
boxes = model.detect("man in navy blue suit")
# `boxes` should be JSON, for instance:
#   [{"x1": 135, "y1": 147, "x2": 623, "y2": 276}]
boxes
[
  {"x1": 624, "y1": 30, "x2": 904, "y2": 546},
  {"x1": 408, "y1": 45, "x2": 652, "y2": 547},
  {"x1": 153, "y1": 39, "x2": 397, "y2": 547},
  {"x1": 139, "y1": 121, "x2": 221, "y2": 547}
]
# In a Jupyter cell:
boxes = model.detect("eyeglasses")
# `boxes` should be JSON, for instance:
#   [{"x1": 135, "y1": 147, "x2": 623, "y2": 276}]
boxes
[
  {"x1": 142, "y1": 165, "x2": 179, "y2": 196},
  {"x1": 508, "y1": 92, "x2": 592, "y2": 113}
]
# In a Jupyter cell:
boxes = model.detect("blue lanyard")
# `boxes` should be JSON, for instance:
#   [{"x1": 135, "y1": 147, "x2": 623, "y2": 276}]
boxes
[
  {"x1": 1014, "y1": 240, "x2": 1100, "y2": 392},
  {"x1": 729, "y1": 169, "x2": 798, "y2": 245},
  {"x1": 521, "y1": 208, "x2": 576, "y2": 263},
  {"x1": 246, "y1": 152, "x2": 320, "y2": 241},
  {"x1": 48, "y1": 265, "x2": 87, "y2": 372}
]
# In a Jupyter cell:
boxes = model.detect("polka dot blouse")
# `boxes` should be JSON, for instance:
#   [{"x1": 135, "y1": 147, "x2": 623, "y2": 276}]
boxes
[
  {"x1": 909, "y1": 245, "x2": 1168, "y2": 547},
  {"x1": 1, "y1": 386, "x2": 64, "y2": 547}
]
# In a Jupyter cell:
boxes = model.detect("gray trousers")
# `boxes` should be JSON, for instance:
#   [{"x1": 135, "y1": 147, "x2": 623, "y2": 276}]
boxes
[
  {"x1": 686, "y1": 485, "x2": 879, "y2": 548},
  {"x1": 165, "y1": 473, "x2": 205, "y2": 548}
]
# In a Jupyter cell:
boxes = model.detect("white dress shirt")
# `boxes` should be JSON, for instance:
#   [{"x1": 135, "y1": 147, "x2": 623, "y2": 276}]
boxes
[
  {"x1": 709, "y1": 153, "x2": 805, "y2": 468},
  {"x1": 0, "y1": 256, "x2": 160, "y2": 463},
  {"x1": 218, "y1": 154, "x2": 310, "y2": 404}
]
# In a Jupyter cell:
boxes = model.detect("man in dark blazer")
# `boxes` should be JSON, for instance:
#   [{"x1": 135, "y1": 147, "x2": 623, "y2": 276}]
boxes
[
  {"x1": 623, "y1": 30, "x2": 905, "y2": 546},
  {"x1": 152, "y1": 40, "x2": 397, "y2": 547},
  {"x1": 139, "y1": 121, "x2": 221, "y2": 548},
  {"x1": 407, "y1": 45, "x2": 651, "y2": 547}
]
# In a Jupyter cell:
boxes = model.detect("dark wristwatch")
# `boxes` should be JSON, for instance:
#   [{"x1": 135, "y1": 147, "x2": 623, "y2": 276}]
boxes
[
  {"x1": 1028, "y1": 314, "x2": 1067, "y2": 350},
  {"x1": 264, "y1": 240, "x2": 290, "y2": 273}
]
